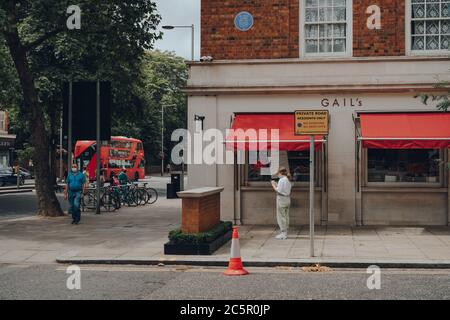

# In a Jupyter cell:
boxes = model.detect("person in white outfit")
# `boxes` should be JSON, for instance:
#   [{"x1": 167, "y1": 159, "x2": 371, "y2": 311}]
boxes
[{"x1": 271, "y1": 167, "x2": 292, "y2": 240}]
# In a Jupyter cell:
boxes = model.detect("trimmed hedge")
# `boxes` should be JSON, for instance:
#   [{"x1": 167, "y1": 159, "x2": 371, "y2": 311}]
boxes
[{"x1": 168, "y1": 221, "x2": 233, "y2": 245}]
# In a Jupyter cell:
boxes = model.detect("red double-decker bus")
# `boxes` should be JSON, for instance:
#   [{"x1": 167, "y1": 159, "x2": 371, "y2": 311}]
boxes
[{"x1": 74, "y1": 136, "x2": 145, "y2": 181}]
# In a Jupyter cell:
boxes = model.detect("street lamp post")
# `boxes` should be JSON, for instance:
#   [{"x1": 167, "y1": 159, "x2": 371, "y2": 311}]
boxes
[
  {"x1": 162, "y1": 24, "x2": 195, "y2": 61},
  {"x1": 161, "y1": 104, "x2": 176, "y2": 177},
  {"x1": 161, "y1": 24, "x2": 195, "y2": 189}
]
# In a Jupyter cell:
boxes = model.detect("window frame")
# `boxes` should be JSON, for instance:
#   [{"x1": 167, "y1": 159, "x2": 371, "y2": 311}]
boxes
[
  {"x1": 363, "y1": 148, "x2": 446, "y2": 188},
  {"x1": 406, "y1": 0, "x2": 450, "y2": 56},
  {"x1": 243, "y1": 150, "x2": 323, "y2": 187},
  {"x1": 300, "y1": 0, "x2": 353, "y2": 58}
]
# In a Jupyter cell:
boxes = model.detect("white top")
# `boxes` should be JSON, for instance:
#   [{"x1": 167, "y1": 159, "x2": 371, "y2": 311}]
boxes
[{"x1": 276, "y1": 176, "x2": 292, "y2": 197}]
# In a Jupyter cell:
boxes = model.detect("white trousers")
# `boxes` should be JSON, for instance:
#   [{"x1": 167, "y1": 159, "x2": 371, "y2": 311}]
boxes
[{"x1": 276, "y1": 195, "x2": 290, "y2": 233}]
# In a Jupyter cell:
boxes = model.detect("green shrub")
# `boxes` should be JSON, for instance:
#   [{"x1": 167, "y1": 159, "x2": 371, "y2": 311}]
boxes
[{"x1": 168, "y1": 221, "x2": 233, "y2": 245}]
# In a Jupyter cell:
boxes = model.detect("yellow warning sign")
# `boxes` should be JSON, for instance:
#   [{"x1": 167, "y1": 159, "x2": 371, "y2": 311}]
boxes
[{"x1": 295, "y1": 110, "x2": 329, "y2": 135}]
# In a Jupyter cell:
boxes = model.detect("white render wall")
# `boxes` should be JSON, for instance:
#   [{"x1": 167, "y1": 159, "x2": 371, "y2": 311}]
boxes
[
  {"x1": 186, "y1": 57, "x2": 450, "y2": 225},
  {"x1": 188, "y1": 92, "x2": 445, "y2": 225}
]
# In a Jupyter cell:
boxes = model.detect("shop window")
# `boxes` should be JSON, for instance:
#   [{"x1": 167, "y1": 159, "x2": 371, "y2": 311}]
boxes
[
  {"x1": 367, "y1": 149, "x2": 442, "y2": 185},
  {"x1": 409, "y1": 0, "x2": 450, "y2": 53},
  {"x1": 246, "y1": 151, "x2": 321, "y2": 185},
  {"x1": 302, "y1": 0, "x2": 352, "y2": 56}
]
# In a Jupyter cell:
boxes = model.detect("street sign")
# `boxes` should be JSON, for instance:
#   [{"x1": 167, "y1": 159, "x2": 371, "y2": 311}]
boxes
[
  {"x1": 295, "y1": 110, "x2": 329, "y2": 135},
  {"x1": 294, "y1": 110, "x2": 329, "y2": 258}
]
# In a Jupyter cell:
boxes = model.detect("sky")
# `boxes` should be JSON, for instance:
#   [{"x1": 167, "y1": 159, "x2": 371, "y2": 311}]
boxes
[{"x1": 153, "y1": 0, "x2": 201, "y2": 60}]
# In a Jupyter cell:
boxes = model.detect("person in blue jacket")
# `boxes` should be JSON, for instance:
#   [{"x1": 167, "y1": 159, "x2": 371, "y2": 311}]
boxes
[{"x1": 64, "y1": 163, "x2": 86, "y2": 225}]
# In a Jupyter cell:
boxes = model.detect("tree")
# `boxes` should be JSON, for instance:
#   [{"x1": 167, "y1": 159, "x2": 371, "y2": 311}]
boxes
[
  {"x1": 0, "y1": 1, "x2": 161, "y2": 216},
  {"x1": 112, "y1": 51, "x2": 187, "y2": 167}
]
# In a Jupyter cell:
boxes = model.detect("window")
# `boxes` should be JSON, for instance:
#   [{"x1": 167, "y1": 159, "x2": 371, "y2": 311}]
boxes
[
  {"x1": 367, "y1": 149, "x2": 442, "y2": 185},
  {"x1": 302, "y1": 0, "x2": 351, "y2": 56},
  {"x1": 246, "y1": 151, "x2": 321, "y2": 185},
  {"x1": 409, "y1": 0, "x2": 450, "y2": 53}
]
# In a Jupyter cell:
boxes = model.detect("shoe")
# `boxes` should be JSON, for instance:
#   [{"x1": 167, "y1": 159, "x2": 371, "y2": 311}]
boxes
[
  {"x1": 71, "y1": 221, "x2": 75, "y2": 224},
  {"x1": 74, "y1": 221, "x2": 79, "y2": 225},
  {"x1": 275, "y1": 233, "x2": 287, "y2": 240}
]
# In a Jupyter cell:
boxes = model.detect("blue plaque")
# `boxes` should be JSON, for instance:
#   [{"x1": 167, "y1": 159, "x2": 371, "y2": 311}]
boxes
[{"x1": 234, "y1": 11, "x2": 254, "y2": 31}]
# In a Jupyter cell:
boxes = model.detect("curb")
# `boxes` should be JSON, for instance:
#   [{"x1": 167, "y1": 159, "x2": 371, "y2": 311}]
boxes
[
  {"x1": 55, "y1": 257, "x2": 450, "y2": 269},
  {"x1": 0, "y1": 189, "x2": 33, "y2": 195}
]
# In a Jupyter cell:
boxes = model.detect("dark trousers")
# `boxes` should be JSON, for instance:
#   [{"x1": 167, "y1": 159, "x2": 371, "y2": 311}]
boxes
[{"x1": 69, "y1": 191, "x2": 82, "y2": 223}]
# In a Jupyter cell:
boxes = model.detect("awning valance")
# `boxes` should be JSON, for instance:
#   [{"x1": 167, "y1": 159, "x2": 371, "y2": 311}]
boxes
[
  {"x1": 359, "y1": 113, "x2": 450, "y2": 149},
  {"x1": 226, "y1": 114, "x2": 324, "y2": 151}
]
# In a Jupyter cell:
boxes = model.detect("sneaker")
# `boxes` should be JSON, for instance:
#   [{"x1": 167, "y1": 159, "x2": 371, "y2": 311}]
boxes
[
  {"x1": 275, "y1": 233, "x2": 287, "y2": 240},
  {"x1": 71, "y1": 221, "x2": 75, "y2": 224}
]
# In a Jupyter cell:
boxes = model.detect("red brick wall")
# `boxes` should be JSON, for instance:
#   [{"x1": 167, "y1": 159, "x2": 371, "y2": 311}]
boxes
[
  {"x1": 181, "y1": 194, "x2": 221, "y2": 233},
  {"x1": 353, "y1": 0, "x2": 405, "y2": 57},
  {"x1": 201, "y1": 0, "x2": 407, "y2": 60},
  {"x1": 201, "y1": 0, "x2": 299, "y2": 59}
]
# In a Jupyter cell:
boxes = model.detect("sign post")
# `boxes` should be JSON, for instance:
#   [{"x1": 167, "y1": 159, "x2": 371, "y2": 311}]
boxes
[
  {"x1": 295, "y1": 110, "x2": 329, "y2": 257},
  {"x1": 96, "y1": 81, "x2": 101, "y2": 215}
]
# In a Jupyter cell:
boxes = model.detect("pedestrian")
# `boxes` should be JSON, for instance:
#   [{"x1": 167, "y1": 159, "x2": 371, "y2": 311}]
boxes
[
  {"x1": 64, "y1": 163, "x2": 86, "y2": 225},
  {"x1": 83, "y1": 168, "x2": 90, "y2": 189},
  {"x1": 118, "y1": 168, "x2": 129, "y2": 186},
  {"x1": 271, "y1": 167, "x2": 292, "y2": 240}
]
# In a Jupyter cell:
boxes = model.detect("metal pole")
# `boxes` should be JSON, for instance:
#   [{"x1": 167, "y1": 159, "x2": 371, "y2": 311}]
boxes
[
  {"x1": 68, "y1": 82, "x2": 73, "y2": 171},
  {"x1": 59, "y1": 110, "x2": 63, "y2": 181},
  {"x1": 96, "y1": 81, "x2": 101, "y2": 215},
  {"x1": 310, "y1": 135, "x2": 315, "y2": 257},
  {"x1": 161, "y1": 105, "x2": 164, "y2": 176}
]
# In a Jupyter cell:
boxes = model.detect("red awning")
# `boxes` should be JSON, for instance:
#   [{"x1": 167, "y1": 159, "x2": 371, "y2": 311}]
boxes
[
  {"x1": 226, "y1": 114, "x2": 324, "y2": 151},
  {"x1": 359, "y1": 113, "x2": 450, "y2": 149}
]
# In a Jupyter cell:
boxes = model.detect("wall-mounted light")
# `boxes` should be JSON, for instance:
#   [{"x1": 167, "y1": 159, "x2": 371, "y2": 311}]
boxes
[{"x1": 194, "y1": 115, "x2": 205, "y2": 132}]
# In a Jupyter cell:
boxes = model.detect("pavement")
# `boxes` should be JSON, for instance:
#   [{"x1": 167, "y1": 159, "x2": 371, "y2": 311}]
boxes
[{"x1": 1, "y1": 187, "x2": 450, "y2": 268}]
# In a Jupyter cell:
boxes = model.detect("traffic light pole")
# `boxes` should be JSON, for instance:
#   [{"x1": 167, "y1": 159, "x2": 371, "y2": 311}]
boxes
[{"x1": 96, "y1": 81, "x2": 101, "y2": 215}]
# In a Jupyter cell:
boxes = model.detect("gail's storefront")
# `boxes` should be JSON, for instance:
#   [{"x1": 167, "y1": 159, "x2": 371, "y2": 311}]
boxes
[{"x1": 185, "y1": 57, "x2": 450, "y2": 226}]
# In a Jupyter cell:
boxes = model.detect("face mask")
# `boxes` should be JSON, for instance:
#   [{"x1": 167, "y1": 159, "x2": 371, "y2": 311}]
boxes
[{"x1": 72, "y1": 167, "x2": 78, "y2": 173}]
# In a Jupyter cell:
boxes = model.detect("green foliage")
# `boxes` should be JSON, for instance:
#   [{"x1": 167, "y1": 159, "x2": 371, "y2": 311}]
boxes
[
  {"x1": 16, "y1": 143, "x2": 35, "y2": 165},
  {"x1": 168, "y1": 221, "x2": 233, "y2": 245},
  {"x1": 416, "y1": 77, "x2": 450, "y2": 111},
  {"x1": 111, "y1": 50, "x2": 188, "y2": 166}
]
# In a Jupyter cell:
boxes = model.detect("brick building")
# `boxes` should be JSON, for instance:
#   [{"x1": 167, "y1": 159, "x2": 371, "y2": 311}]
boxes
[{"x1": 185, "y1": 0, "x2": 450, "y2": 226}]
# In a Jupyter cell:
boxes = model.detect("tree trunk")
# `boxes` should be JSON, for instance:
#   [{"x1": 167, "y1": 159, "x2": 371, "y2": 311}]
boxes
[{"x1": 3, "y1": 2, "x2": 63, "y2": 217}]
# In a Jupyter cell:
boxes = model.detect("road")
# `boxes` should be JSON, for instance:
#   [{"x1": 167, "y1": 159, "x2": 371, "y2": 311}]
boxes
[
  {"x1": 0, "y1": 193, "x2": 69, "y2": 220},
  {"x1": 0, "y1": 263, "x2": 449, "y2": 300}
]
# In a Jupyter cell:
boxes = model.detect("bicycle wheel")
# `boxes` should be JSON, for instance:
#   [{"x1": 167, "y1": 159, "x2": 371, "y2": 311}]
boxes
[
  {"x1": 81, "y1": 191, "x2": 97, "y2": 211},
  {"x1": 137, "y1": 188, "x2": 148, "y2": 205},
  {"x1": 146, "y1": 188, "x2": 158, "y2": 204},
  {"x1": 101, "y1": 191, "x2": 116, "y2": 212},
  {"x1": 126, "y1": 189, "x2": 139, "y2": 207}
]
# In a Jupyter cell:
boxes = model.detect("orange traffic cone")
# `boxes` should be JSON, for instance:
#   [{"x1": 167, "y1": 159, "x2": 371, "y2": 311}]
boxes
[{"x1": 224, "y1": 226, "x2": 249, "y2": 276}]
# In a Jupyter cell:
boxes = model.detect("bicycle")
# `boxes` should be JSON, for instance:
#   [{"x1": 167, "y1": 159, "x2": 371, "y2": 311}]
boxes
[{"x1": 141, "y1": 183, "x2": 158, "y2": 205}]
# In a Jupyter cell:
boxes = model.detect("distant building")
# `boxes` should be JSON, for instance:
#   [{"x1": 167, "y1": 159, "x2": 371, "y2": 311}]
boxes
[{"x1": 0, "y1": 111, "x2": 16, "y2": 168}]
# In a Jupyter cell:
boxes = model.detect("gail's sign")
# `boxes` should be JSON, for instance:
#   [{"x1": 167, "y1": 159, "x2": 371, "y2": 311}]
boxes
[{"x1": 321, "y1": 98, "x2": 363, "y2": 108}]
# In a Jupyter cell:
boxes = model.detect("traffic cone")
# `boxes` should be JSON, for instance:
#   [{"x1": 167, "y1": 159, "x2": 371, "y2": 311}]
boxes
[{"x1": 224, "y1": 226, "x2": 249, "y2": 276}]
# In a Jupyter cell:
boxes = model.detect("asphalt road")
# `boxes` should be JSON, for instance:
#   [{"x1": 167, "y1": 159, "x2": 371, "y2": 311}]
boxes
[
  {"x1": 0, "y1": 263, "x2": 449, "y2": 300},
  {"x1": 0, "y1": 193, "x2": 69, "y2": 220}
]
